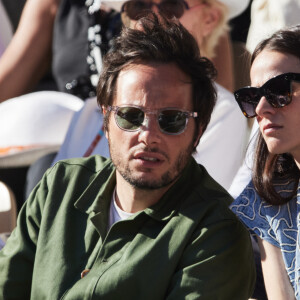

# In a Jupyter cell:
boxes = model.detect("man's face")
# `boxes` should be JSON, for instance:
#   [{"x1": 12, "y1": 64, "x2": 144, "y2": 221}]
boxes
[{"x1": 106, "y1": 62, "x2": 197, "y2": 190}]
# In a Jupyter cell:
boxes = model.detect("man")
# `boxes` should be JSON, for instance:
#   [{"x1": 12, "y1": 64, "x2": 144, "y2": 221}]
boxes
[
  {"x1": 52, "y1": 0, "x2": 249, "y2": 192},
  {"x1": 0, "y1": 16, "x2": 255, "y2": 298}
]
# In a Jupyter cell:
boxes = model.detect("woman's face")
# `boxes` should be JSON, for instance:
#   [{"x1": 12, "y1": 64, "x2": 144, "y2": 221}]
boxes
[{"x1": 251, "y1": 50, "x2": 300, "y2": 165}]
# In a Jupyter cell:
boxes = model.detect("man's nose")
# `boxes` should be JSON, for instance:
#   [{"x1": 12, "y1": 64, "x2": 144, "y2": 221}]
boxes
[{"x1": 138, "y1": 115, "x2": 162, "y2": 145}]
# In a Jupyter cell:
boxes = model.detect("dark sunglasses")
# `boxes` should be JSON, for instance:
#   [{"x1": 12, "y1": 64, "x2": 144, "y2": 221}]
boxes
[
  {"x1": 234, "y1": 72, "x2": 300, "y2": 118},
  {"x1": 121, "y1": 0, "x2": 189, "y2": 20},
  {"x1": 107, "y1": 105, "x2": 198, "y2": 135}
]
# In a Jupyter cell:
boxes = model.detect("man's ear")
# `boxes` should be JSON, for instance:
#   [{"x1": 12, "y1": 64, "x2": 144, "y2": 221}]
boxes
[{"x1": 202, "y1": 5, "x2": 221, "y2": 37}]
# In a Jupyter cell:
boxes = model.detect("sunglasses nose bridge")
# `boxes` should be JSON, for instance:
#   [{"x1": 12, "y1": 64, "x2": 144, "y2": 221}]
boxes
[
  {"x1": 137, "y1": 112, "x2": 164, "y2": 145},
  {"x1": 140, "y1": 111, "x2": 161, "y2": 132},
  {"x1": 255, "y1": 93, "x2": 276, "y2": 117},
  {"x1": 250, "y1": 87, "x2": 268, "y2": 109}
]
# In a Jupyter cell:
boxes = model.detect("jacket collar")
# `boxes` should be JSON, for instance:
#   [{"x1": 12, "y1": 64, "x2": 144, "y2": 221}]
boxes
[
  {"x1": 74, "y1": 159, "x2": 116, "y2": 215},
  {"x1": 74, "y1": 157, "x2": 199, "y2": 222}
]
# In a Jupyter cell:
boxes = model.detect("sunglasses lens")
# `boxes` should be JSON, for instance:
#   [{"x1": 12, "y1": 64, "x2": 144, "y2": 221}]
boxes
[
  {"x1": 159, "y1": 110, "x2": 187, "y2": 134},
  {"x1": 115, "y1": 107, "x2": 144, "y2": 130},
  {"x1": 235, "y1": 88, "x2": 260, "y2": 118},
  {"x1": 263, "y1": 76, "x2": 291, "y2": 107},
  {"x1": 160, "y1": 1, "x2": 186, "y2": 18}
]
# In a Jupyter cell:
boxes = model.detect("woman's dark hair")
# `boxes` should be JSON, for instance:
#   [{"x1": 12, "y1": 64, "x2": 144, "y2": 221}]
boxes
[
  {"x1": 251, "y1": 25, "x2": 300, "y2": 205},
  {"x1": 97, "y1": 13, "x2": 217, "y2": 151}
]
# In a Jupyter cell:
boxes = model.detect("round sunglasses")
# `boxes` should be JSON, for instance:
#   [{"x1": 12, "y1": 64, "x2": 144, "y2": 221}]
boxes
[
  {"x1": 234, "y1": 72, "x2": 300, "y2": 118},
  {"x1": 121, "y1": 0, "x2": 189, "y2": 20},
  {"x1": 107, "y1": 105, "x2": 198, "y2": 135}
]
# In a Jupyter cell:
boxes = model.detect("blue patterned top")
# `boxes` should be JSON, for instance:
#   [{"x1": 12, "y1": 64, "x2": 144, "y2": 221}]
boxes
[{"x1": 231, "y1": 180, "x2": 300, "y2": 299}]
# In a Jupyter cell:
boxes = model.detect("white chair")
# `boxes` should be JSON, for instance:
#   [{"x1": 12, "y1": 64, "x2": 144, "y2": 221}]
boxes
[
  {"x1": 0, "y1": 181, "x2": 17, "y2": 233},
  {"x1": 0, "y1": 91, "x2": 84, "y2": 168}
]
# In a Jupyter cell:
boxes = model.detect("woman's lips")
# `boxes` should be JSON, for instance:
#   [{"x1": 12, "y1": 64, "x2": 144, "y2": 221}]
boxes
[{"x1": 263, "y1": 123, "x2": 283, "y2": 134}]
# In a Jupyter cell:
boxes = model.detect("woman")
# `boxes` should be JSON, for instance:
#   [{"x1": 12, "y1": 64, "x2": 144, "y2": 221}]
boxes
[{"x1": 231, "y1": 25, "x2": 300, "y2": 299}]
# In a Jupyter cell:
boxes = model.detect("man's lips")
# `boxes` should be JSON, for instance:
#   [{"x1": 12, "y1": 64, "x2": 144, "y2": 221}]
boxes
[{"x1": 134, "y1": 151, "x2": 166, "y2": 163}]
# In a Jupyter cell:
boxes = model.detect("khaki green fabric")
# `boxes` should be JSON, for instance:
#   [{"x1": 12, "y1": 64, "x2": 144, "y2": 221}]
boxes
[{"x1": 0, "y1": 156, "x2": 255, "y2": 299}]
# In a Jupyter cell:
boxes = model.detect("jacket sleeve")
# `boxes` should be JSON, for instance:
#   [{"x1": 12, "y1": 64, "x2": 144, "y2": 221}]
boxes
[
  {"x1": 0, "y1": 170, "x2": 50, "y2": 299},
  {"x1": 166, "y1": 218, "x2": 256, "y2": 299}
]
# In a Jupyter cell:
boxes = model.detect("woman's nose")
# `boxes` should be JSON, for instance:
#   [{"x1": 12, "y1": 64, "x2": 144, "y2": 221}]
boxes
[{"x1": 255, "y1": 96, "x2": 276, "y2": 117}]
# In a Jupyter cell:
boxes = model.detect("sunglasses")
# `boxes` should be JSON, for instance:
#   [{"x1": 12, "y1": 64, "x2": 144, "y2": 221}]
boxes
[
  {"x1": 107, "y1": 105, "x2": 198, "y2": 135},
  {"x1": 234, "y1": 72, "x2": 300, "y2": 118},
  {"x1": 121, "y1": 0, "x2": 189, "y2": 20}
]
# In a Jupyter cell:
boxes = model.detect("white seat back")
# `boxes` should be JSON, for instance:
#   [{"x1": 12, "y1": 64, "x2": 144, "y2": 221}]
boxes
[{"x1": 0, "y1": 181, "x2": 17, "y2": 233}]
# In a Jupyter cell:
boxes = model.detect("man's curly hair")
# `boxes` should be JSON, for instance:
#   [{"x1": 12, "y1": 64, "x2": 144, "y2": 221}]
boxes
[{"x1": 97, "y1": 13, "x2": 217, "y2": 149}]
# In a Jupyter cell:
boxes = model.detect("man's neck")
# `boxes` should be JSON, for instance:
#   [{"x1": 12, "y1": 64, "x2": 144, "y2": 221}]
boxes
[{"x1": 115, "y1": 172, "x2": 172, "y2": 213}]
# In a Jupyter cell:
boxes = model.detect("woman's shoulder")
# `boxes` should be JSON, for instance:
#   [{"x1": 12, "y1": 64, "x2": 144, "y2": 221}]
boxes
[
  {"x1": 230, "y1": 179, "x2": 299, "y2": 248},
  {"x1": 231, "y1": 179, "x2": 297, "y2": 215}
]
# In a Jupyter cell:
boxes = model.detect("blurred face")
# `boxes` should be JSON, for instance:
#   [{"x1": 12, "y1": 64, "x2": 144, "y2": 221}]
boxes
[
  {"x1": 179, "y1": 0, "x2": 213, "y2": 47},
  {"x1": 251, "y1": 50, "x2": 300, "y2": 165},
  {"x1": 124, "y1": 0, "x2": 188, "y2": 27},
  {"x1": 123, "y1": 0, "x2": 215, "y2": 49},
  {"x1": 105, "y1": 63, "x2": 199, "y2": 190}
]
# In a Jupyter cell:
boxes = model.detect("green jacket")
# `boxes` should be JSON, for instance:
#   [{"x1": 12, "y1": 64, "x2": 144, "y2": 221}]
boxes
[{"x1": 0, "y1": 156, "x2": 255, "y2": 299}]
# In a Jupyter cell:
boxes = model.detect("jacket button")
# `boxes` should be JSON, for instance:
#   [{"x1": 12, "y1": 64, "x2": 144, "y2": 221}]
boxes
[{"x1": 81, "y1": 269, "x2": 90, "y2": 278}]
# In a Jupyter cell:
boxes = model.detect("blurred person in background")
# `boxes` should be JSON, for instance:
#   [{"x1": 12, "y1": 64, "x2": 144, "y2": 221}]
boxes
[{"x1": 0, "y1": 0, "x2": 122, "y2": 207}]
